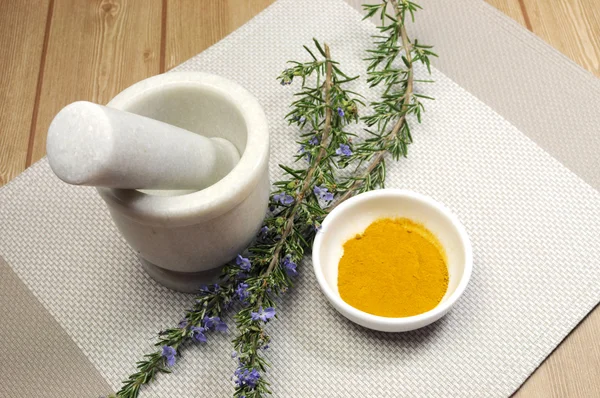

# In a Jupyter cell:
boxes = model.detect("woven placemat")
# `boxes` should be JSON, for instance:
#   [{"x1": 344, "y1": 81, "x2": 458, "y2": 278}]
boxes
[{"x1": 1, "y1": 0, "x2": 599, "y2": 396}]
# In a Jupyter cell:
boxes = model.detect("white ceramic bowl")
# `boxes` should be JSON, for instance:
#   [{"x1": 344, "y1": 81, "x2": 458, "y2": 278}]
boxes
[{"x1": 312, "y1": 189, "x2": 472, "y2": 332}]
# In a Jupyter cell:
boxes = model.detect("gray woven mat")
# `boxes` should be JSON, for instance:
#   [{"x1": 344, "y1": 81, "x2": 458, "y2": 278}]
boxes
[{"x1": 1, "y1": 0, "x2": 600, "y2": 396}]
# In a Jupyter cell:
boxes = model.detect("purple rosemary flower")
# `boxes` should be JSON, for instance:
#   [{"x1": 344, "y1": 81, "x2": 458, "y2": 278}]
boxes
[
  {"x1": 337, "y1": 107, "x2": 345, "y2": 117},
  {"x1": 282, "y1": 255, "x2": 298, "y2": 277},
  {"x1": 177, "y1": 319, "x2": 188, "y2": 329},
  {"x1": 191, "y1": 326, "x2": 207, "y2": 343},
  {"x1": 236, "y1": 282, "x2": 250, "y2": 301},
  {"x1": 314, "y1": 185, "x2": 334, "y2": 202},
  {"x1": 231, "y1": 351, "x2": 237, "y2": 359},
  {"x1": 203, "y1": 316, "x2": 228, "y2": 332},
  {"x1": 203, "y1": 316, "x2": 214, "y2": 329},
  {"x1": 258, "y1": 225, "x2": 269, "y2": 239},
  {"x1": 161, "y1": 345, "x2": 176, "y2": 367},
  {"x1": 214, "y1": 319, "x2": 228, "y2": 332},
  {"x1": 234, "y1": 367, "x2": 261, "y2": 389},
  {"x1": 274, "y1": 193, "x2": 294, "y2": 205},
  {"x1": 199, "y1": 284, "x2": 210, "y2": 294},
  {"x1": 309, "y1": 135, "x2": 319, "y2": 146},
  {"x1": 299, "y1": 144, "x2": 312, "y2": 162},
  {"x1": 299, "y1": 116, "x2": 306, "y2": 123},
  {"x1": 336, "y1": 143, "x2": 352, "y2": 156},
  {"x1": 250, "y1": 306, "x2": 276, "y2": 322},
  {"x1": 283, "y1": 194, "x2": 294, "y2": 205},
  {"x1": 236, "y1": 255, "x2": 251, "y2": 271},
  {"x1": 280, "y1": 75, "x2": 292, "y2": 85},
  {"x1": 304, "y1": 151, "x2": 312, "y2": 162}
]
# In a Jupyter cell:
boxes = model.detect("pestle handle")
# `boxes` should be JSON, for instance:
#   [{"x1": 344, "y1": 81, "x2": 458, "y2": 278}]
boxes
[{"x1": 47, "y1": 101, "x2": 240, "y2": 190}]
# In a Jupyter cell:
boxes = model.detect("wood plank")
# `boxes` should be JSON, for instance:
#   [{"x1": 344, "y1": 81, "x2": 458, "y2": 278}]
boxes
[
  {"x1": 28, "y1": 0, "x2": 163, "y2": 165},
  {"x1": 485, "y1": 0, "x2": 528, "y2": 28},
  {"x1": 0, "y1": 0, "x2": 50, "y2": 186},
  {"x1": 523, "y1": 0, "x2": 600, "y2": 77},
  {"x1": 165, "y1": 0, "x2": 275, "y2": 70}
]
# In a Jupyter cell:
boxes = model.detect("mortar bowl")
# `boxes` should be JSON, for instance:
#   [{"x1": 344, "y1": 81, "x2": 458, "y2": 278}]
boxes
[{"x1": 97, "y1": 72, "x2": 270, "y2": 292}]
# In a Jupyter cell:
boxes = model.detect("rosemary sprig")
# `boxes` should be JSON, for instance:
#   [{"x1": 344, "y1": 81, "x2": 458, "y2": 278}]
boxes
[
  {"x1": 113, "y1": 283, "x2": 234, "y2": 397},
  {"x1": 334, "y1": 0, "x2": 436, "y2": 205},
  {"x1": 231, "y1": 41, "x2": 364, "y2": 397}
]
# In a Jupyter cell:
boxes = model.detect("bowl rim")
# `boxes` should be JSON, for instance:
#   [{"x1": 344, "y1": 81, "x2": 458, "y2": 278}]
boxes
[
  {"x1": 312, "y1": 188, "x2": 473, "y2": 330},
  {"x1": 97, "y1": 72, "x2": 269, "y2": 227}
]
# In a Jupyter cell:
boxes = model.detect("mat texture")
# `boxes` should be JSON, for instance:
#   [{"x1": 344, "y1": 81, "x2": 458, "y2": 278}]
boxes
[{"x1": 1, "y1": 0, "x2": 599, "y2": 397}]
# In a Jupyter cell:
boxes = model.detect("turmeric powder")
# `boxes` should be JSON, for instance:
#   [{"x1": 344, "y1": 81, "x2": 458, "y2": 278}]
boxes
[{"x1": 337, "y1": 218, "x2": 449, "y2": 318}]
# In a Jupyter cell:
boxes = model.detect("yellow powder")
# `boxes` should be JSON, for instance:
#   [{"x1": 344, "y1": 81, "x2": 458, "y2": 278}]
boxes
[{"x1": 337, "y1": 218, "x2": 449, "y2": 317}]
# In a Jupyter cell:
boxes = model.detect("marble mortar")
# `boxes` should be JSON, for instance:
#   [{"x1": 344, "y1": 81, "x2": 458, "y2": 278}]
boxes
[{"x1": 98, "y1": 72, "x2": 270, "y2": 292}]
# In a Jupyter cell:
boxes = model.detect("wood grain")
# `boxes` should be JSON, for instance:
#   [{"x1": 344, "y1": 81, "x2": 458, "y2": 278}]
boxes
[
  {"x1": 0, "y1": 0, "x2": 50, "y2": 185},
  {"x1": 165, "y1": 0, "x2": 275, "y2": 70},
  {"x1": 523, "y1": 0, "x2": 600, "y2": 77},
  {"x1": 485, "y1": 0, "x2": 529, "y2": 27},
  {"x1": 28, "y1": 0, "x2": 162, "y2": 165}
]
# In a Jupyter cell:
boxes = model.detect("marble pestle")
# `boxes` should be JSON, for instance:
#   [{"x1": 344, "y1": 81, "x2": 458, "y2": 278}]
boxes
[{"x1": 46, "y1": 101, "x2": 240, "y2": 190}]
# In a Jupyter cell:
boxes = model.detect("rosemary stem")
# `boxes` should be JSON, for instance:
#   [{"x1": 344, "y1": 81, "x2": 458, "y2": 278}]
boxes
[
  {"x1": 263, "y1": 44, "x2": 334, "y2": 277},
  {"x1": 332, "y1": 0, "x2": 414, "y2": 209}
]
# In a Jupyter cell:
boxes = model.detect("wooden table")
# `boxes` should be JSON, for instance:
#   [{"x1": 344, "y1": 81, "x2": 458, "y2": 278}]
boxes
[{"x1": 0, "y1": 1, "x2": 598, "y2": 396}]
